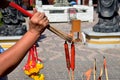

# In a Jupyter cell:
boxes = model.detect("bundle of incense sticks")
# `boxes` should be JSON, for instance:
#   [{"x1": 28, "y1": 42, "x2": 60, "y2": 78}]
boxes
[
  {"x1": 64, "y1": 41, "x2": 75, "y2": 80},
  {"x1": 83, "y1": 57, "x2": 109, "y2": 80},
  {"x1": 95, "y1": 56, "x2": 109, "y2": 80},
  {"x1": 0, "y1": 0, "x2": 72, "y2": 42}
]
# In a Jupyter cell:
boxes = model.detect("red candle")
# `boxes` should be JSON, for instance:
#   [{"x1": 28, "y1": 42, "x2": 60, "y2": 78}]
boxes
[
  {"x1": 64, "y1": 41, "x2": 71, "y2": 70},
  {"x1": 71, "y1": 42, "x2": 75, "y2": 71}
]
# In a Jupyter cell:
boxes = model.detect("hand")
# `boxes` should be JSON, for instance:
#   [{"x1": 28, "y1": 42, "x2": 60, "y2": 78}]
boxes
[{"x1": 29, "y1": 8, "x2": 49, "y2": 35}]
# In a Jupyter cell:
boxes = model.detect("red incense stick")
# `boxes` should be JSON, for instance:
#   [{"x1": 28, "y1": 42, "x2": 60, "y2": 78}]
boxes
[
  {"x1": 71, "y1": 42, "x2": 75, "y2": 80},
  {"x1": 64, "y1": 41, "x2": 71, "y2": 80},
  {"x1": 64, "y1": 41, "x2": 71, "y2": 70},
  {"x1": 9, "y1": 2, "x2": 33, "y2": 17}
]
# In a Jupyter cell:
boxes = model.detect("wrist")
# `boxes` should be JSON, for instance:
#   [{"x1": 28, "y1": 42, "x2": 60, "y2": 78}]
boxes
[
  {"x1": 28, "y1": 29, "x2": 40, "y2": 36},
  {"x1": 28, "y1": 29, "x2": 41, "y2": 38}
]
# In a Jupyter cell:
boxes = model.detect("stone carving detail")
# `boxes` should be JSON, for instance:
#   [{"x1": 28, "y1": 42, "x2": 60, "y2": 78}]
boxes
[
  {"x1": 93, "y1": 0, "x2": 120, "y2": 33},
  {"x1": 54, "y1": 0, "x2": 69, "y2": 6},
  {"x1": 0, "y1": 6, "x2": 27, "y2": 36}
]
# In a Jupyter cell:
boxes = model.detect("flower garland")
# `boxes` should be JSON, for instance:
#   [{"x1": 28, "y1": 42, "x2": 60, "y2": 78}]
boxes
[{"x1": 23, "y1": 45, "x2": 45, "y2": 80}]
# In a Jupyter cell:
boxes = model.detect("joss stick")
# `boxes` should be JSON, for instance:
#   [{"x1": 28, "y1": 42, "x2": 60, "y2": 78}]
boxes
[
  {"x1": 103, "y1": 56, "x2": 109, "y2": 80},
  {"x1": 68, "y1": 70, "x2": 71, "y2": 80},
  {"x1": 71, "y1": 42, "x2": 75, "y2": 80},
  {"x1": 64, "y1": 41, "x2": 71, "y2": 80},
  {"x1": 81, "y1": 73, "x2": 84, "y2": 80},
  {"x1": 98, "y1": 67, "x2": 103, "y2": 80},
  {"x1": 105, "y1": 67, "x2": 109, "y2": 80},
  {"x1": 71, "y1": 70, "x2": 74, "y2": 80},
  {"x1": 93, "y1": 58, "x2": 96, "y2": 80}
]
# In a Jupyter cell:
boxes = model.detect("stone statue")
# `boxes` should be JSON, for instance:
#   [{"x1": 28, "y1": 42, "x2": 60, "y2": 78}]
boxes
[
  {"x1": 93, "y1": 0, "x2": 120, "y2": 33},
  {"x1": 0, "y1": 6, "x2": 27, "y2": 36},
  {"x1": 54, "y1": 0, "x2": 69, "y2": 6}
]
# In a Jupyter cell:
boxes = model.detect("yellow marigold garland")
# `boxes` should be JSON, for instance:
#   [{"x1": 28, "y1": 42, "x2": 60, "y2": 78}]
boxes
[{"x1": 23, "y1": 45, "x2": 45, "y2": 80}]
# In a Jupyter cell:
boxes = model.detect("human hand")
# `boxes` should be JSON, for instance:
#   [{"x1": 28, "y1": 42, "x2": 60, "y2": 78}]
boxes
[{"x1": 29, "y1": 8, "x2": 49, "y2": 35}]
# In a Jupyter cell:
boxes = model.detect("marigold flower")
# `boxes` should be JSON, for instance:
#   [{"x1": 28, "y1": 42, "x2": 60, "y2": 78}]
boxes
[
  {"x1": 23, "y1": 60, "x2": 44, "y2": 80},
  {"x1": 24, "y1": 70, "x2": 31, "y2": 75}
]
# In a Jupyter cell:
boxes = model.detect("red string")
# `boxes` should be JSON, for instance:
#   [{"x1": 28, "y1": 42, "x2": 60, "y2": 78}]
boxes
[
  {"x1": 30, "y1": 47, "x2": 36, "y2": 68},
  {"x1": 27, "y1": 49, "x2": 31, "y2": 64},
  {"x1": 33, "y1": 45, "x2": 43, "y2": 62},
  {"x1": 24, "y1": 45, "x2": 40, "y2": 70}
]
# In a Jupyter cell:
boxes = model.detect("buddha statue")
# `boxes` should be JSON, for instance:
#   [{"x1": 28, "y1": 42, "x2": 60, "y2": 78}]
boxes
[{"x1": 93, "y1": 0, "x2": 120, "y2": 33}]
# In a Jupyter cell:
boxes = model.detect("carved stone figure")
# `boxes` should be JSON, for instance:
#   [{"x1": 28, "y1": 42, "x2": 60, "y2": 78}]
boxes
[
  {"x1": 0, "y1": 6, "x2": 27, "y2": 36},
  {"x1": 54, "y1": 0, "x2": 69, "y2": 6},
  {"x1": 93, "y1": 0, "x2": 120, "y2": 33}
]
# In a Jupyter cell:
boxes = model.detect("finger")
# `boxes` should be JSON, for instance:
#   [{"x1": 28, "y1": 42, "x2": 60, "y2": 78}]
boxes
[
  {"x1": 43, "y1": 17, "x2": 49, "y2": 26},
  {"x1": 31, "y1": 12, "x2": 42, "y2": 23},
  {"x1": 36, "y1": 13, "x2": 46, "y2": 24},
  {"x1": 38, "y1": 17, "x2": 49, "y2": 27},
  {"x1": 38, "y1": 12, "x2": 45, "y2": 20},
  {"x1": 33, "y1": 8, "x2": 37, "y2": 14}
]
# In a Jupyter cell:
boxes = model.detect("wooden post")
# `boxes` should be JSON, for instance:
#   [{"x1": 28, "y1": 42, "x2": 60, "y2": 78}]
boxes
[{"x1": 71, "y1": 19, "x2": 81, "y2": 42}]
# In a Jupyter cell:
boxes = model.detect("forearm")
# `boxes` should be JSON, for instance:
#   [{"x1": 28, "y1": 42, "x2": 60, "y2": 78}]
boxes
[
  {"x1": 0, "y1": 8, "x2": 49, "y2": 77},
  {"x1": 0, "y1": 31, "x2": 40, "y2": 76}
]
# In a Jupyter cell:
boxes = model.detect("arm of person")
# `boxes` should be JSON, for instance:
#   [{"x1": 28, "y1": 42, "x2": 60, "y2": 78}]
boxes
[{"x1": 0, "y1": 9, "x2": 49, "y2": 77}]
